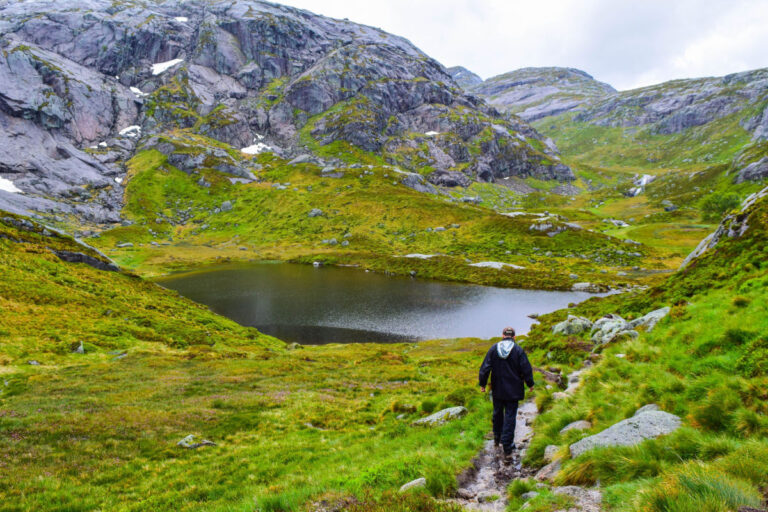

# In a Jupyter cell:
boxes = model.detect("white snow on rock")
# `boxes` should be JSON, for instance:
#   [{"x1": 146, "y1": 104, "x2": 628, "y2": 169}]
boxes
[
  {"x1": 119, "y1": 125, "x2": 141, "y2": 138},
  {"x1": 424, "y1": 131, "x2": 440, "y2": 137},
  {"x1": 130, "y1": 86, "x2": 148, "y2": 98},
  {"x1": 98, "y1": 141, "x2": 107, "y2": 148},
  {"x1": 241, "y1": 142, "x2": 272, "y2": 155},
  {"x1": 114, "y1": 177, "x2": 123, "y2": 184},
  {"x1": 174, "y1": 16, "x2": 188, "y2": 22},
  {"x1": 151, "y1": 58, "x2": 184, "y2": 75},
  {"x1": 469, "y1": 261, "x2": 525, "y2": 270},
  {"x1": 0, "y1": 177, "x2": 22, "y2": 194}
]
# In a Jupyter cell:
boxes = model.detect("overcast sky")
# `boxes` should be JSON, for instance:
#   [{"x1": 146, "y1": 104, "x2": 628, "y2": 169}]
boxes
[{"x1": 276, "y1": 0, "x2": 768, "y2": 91}]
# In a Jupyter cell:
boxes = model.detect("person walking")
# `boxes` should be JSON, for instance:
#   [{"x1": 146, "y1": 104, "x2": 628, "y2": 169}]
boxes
[{"x1": 479, "y1": 327, "x2": 534, "y2": 458}]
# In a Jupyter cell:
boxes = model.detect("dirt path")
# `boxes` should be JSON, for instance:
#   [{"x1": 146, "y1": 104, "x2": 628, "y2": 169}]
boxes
[{"x1": 447, "y1": 400, "x2": 539, "y2": 511}]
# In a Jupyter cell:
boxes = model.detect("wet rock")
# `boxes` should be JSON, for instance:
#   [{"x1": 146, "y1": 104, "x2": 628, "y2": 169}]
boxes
[
  {"x1": 534, "y1": 460, "x2": 561, "y2": 482},
  {"x1": 569, "y1": 410, "x2": 682, "y2": 458},
  {"x1": 552, "y1": 315, "x2": 592, "y2": 335},
  {"x1": 399, "y1": 477, "x2": 426, "y2": 493},
  {"x1": 543, "y1": 445, "x2": 559, "y2": 462},
  {"x1": 560, "y1": 420, "x2": 591, "y2": 434},
  {"x1": 413, "y1": 406, "x2": 467, "y2": 426}
]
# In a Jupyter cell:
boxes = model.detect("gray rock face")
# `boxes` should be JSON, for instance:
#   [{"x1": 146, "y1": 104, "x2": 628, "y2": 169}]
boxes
[
  {"x1": 552, "y1": 315, "x2": 593, "y2": 335},
  {"x1": 467, "y1": 67, "x2": 615, "y2": 121},
  {"x1": 0, "y1": 0, "x2": 574, "y2": 223},
  {"x1": 574, "y1": 68, "x2": 768, "y2": 136},
  {"x1": 447, "y1": 66, "x2": 483, "y2": 89},
  {"x1": 569, "y1": 410, "x2": 682, "y2": 458},
  {"x1": 412, "y1": 406, "x2": 467, "y2": 426}
]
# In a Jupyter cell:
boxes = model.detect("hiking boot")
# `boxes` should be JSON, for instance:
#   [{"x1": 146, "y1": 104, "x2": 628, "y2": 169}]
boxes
[{"x1": 493, "y1": 436, "x2": 501, "y2": 448}]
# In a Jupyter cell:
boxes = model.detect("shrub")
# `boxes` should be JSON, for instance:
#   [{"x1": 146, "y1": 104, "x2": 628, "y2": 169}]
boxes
[
  {"x1": 700, "y1": 193, "x2": 740, "y2": 221},
  {"x1": 691, "y1": 387, "x2": 741, "y2": 432},
  {"x1": 731, "y1": 296, "x2": 750, "y2": 308},
  {"x1": 420, "y1": 399, "x2": 439, "y2": 414},
  {"x1": 443, "y1": 387, "x2": 474, "y2": 407}
]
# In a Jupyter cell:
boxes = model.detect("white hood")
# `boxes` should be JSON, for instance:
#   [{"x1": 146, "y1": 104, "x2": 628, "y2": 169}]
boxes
[{"x1": 497, "y1": 339, "x2": 515, "y2": 359}]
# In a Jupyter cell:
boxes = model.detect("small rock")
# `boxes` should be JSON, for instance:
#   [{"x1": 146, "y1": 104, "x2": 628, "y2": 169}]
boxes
[
  {"x1": 399, "y1": 477, "x2": 426, "y2": 493},
  {"x1": 521, "y1": 491, "x2": 539, "y2": 501},
  {"x1": 535, "y1": 460, "x2": 561, "y2": 482},
  {"x1": 413, "y1": 406, "x2": 467, "y2": 426},
  {"x1": 544, "y1": 445, "x2": 559, "y2": 462},
  {"x1": 177, "y1": 434, "x2": 216, "y2": 449},
  {"x1": 27, "y1": 360, "x2": 41, "y2": 366},
  {"x1": 456, "y1": 488, "x2": 475, "y2": 500},
  {"x1": 308, "y1": 208, "x2": 323, "y2": 217},
  {"x1": 73, "y1": 341, "x2": 85, "y2": 354},
  {"x1": 220, "y1": 200, "x2": 233, "y2": 212}
]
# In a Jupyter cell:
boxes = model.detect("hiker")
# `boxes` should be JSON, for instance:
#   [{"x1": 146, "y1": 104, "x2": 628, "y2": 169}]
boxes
[{"x1": 479, "y1": 327, "x2": 534, "y2": 458}]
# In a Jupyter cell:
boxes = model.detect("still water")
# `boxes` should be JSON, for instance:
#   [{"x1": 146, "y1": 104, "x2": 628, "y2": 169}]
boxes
[{"x1": 157, "y1": 263, "x2": 598, "y2": 344}]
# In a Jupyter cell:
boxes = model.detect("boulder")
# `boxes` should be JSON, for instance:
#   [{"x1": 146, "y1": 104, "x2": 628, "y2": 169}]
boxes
[
  {"x1": 413, "y1": 406, "x2": 467, "y2": 426},
  {"x1": 560, "y1": 420, "x2": 591, "y2": 435},
  {"x1": 399, "y1": 477, "x2": 426, "y2": 493},
  {"x1": 552, "y1": 315, "x2": 592, "y2": 335},
  {"x1": 569, "y1": 410, "x2": 682, "y2": 458},
  {"x1": 590, "y1": 314, "x2": 628, "y2": 345},
  {"x1": 627, "y1": 307, "x2": 670, "y2": 332},
  {"x1": 634, "y1": 404, "x2": 660, "y2": 415}
]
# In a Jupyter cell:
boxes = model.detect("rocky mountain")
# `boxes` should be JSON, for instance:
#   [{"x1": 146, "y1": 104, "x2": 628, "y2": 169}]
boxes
[
  {"x1": 572, "y1": 68, "x2": 768, "y2": 136},
  {"x1": 447, "y1": 66, "x2": 482, "y2": 89},
  {"x1": 462, "y1": 67, "x2": 616, "y2": 121},
  {"x1": 0, "y1": 0, "x2": 573, "y2": 225}
]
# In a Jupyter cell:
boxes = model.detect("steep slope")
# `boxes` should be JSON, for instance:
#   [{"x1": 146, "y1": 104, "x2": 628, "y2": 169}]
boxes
[
  {"x1": 519, "y1": 186, "x2": 768, "y2": 510},
  {"x1": 466, "y1": 67, "x2": 616, "y2": 122},
  {"x1": 0, "y1": 0, "x2": 573, "y2": 226}
]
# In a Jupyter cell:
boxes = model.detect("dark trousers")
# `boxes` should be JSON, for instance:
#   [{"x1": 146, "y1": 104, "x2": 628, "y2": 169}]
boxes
[{"x1": 492, "y1": 398, "x2": 519, "y2": 451}]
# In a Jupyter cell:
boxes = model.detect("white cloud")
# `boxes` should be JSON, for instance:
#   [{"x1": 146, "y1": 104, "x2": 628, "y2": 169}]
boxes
[{"x1": 276, "y1": 0, "x2": 768, "y2": 90}]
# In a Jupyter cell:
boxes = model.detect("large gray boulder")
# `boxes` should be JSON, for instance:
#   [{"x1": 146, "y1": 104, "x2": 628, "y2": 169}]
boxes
[
  {"x1": 627, "y1": 307, "x2": 670, "y2": 332},
  {"x1": 569, "y1": 409, "x2": 681, "y2": 458},
  {"x1": 413, "y1": 406, "x2": 467, "y2": 426},
  {"x1": 552, "y1": 315, "x2": 593, "y2": 335}
]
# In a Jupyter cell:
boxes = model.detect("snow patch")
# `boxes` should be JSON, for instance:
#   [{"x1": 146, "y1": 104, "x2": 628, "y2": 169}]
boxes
[
  {"x1": 151, "y1": 58, "x2": 184, "y2": 75},
  {"x1": 119, "y1": 125, "x2": 141, "y2": 138},
  {"x1": 114, "y1": 177, "x2": 123, "y2": 184},
  {"x1": 130, "y1": 86, "x2": 148, "y2": 98},
  {"x1": 98, "y1": 141, "x2": 107, "y2": 148},
  {"x1": 241, "y1": 142, "x2": 271, "y2": 155},
  {"x1": 174, "y1": 16, "x2": 188, "y2": 22},
  {"x1": 469, "y1": 261, "x2": 525, "y2": 270},
  {"x1": 0, "y1": 177, "x2": 22, "y2": 194},
  {"x1": 424, "y1": 131, "x2": 440, "y2": 137}
]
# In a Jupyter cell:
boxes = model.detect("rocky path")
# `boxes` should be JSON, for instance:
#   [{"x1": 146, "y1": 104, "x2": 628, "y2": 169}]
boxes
[{"x1": 448, "y1": 401, "x2": 539, "y2": 511}]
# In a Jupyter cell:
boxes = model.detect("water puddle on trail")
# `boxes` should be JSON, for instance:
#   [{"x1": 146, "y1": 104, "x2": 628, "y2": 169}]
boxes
[{"x1": 448, "y1": 401, "x2": 539, "y2": 510}]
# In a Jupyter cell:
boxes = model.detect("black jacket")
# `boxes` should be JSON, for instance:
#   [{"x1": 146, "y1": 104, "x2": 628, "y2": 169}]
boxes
[{"x1": 479, "y1": 340, "x2": 535, "y2": 401}]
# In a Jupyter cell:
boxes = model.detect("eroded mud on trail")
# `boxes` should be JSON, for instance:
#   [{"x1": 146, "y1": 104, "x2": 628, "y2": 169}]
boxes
[{"x1": 448, "y1": 401, "x2": 539, "y2": 511}]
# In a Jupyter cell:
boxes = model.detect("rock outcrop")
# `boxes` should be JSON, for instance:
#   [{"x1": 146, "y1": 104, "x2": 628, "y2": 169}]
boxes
[
  {"x1": 413, "y1": 406, "x2": 467, "y2": 426},
  {"x1": 0, "y1": 0, "x2": 574, "y2": 223},
  {"x1": 680, "y1": 186, "x2": 768, "y2": 269}
]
